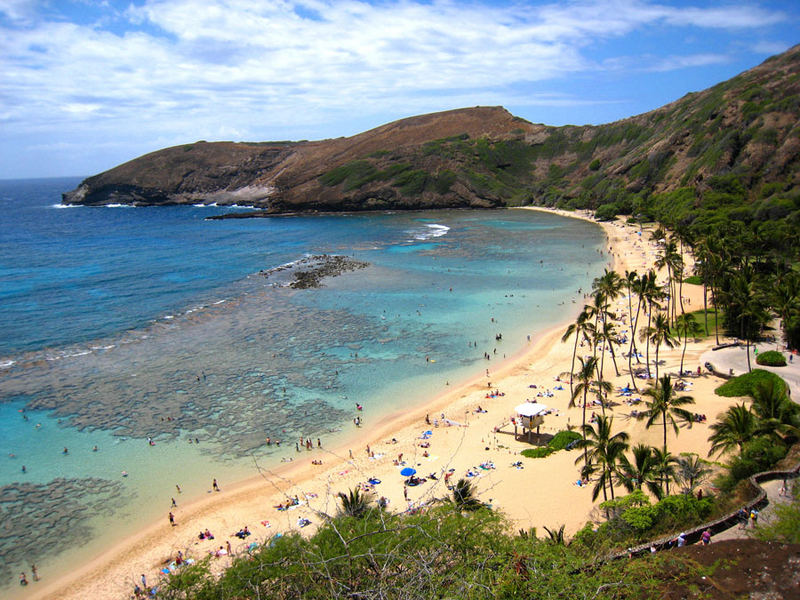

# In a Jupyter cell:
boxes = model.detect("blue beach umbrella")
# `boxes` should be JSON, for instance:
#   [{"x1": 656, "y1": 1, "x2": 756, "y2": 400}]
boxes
[{"x1": 400, "y1": 467, "x2": 416, "y2": 477}]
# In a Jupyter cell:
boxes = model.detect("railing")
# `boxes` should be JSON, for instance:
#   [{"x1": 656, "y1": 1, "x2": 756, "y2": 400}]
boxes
[{"x1": 616, "y1": 460, "x2": 800, "y2": 558}]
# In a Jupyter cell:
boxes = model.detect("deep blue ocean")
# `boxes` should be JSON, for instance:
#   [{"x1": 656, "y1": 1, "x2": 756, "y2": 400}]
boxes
[{"x1": 0, "y1": 177, "x2": 607, "y2": 592}]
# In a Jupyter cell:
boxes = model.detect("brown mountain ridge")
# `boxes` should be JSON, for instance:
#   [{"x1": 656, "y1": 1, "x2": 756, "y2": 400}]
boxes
[{"x1": 63, "y1": 44, "x2": 800, "y2": 219}]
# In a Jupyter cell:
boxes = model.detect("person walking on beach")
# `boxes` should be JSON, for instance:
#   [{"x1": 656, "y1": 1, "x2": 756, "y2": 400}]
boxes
[
  {"x1": 31, "y1": 563, "x2": 39, "y2": 581},
  {"x1": 213, "y1": 478, "x2": 220, "y2": 492},
  {"x1": 169, "y1": 511, "x2": 175, "y2": 526}
]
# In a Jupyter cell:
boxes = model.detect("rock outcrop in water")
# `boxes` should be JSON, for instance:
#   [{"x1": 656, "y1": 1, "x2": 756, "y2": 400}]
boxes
[
  {"x1": 64, "y1": 45, "x2": 800, "y2": 218},
  {"x1": 261, "y1": 255, "x2": 370, "y2": 289}
]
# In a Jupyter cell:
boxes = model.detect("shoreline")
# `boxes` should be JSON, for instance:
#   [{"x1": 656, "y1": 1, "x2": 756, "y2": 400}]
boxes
[{"x1": 28, "y1": 207, "x2": 730, "y2": 600}]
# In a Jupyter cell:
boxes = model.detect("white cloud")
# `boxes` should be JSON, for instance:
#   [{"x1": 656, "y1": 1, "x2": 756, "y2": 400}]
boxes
[{"x1": 0, "y1": 0, "x2": 793, "y2": 177}]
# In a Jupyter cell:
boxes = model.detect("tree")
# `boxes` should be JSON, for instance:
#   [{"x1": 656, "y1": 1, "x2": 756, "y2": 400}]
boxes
[
  {"x1": 451, "y1": 478, "x2": 483, "y2": 512},
  {"x1": 639, "y1": 375, "x2": 695, "y2": 454},
  {"x1": 771, "y1": 271, "x2": 800, "y2": 351},
  {"x1": 615, "y1": 443, "x2": 662, "y2": 500},
  {"x1": 674, "y1": 312, "x2": 704, "y2": 375},
  {"x1": 637, "y1": 270, "x2": 664, "y2": 378},
  {"x1": 570, "y1": 356, "x2": 600, "y2": 463},
  {"x1": 707, "y1": 403, "x2": 756, "y2": 457},
  {"x1": 724, "y1": 270, "x2": 769, "y2": 372},
  {"x1": 562, "y1": 309, "x2": 594, "y2": 399},
  {"x1": 650, "y1": 447, "x2": 678, "y2": 497},
  {"x1": 750, "y1": 380, "x2": 800, "y2": 443},
  {"x1": 337, "y1": 488, "x2": 374, "y2": 518},
  {"x1": 574, "y1": 415, "x2": 629, "y2": 502},
  {"x1": 640, "y1": 313, "x2": 676, "y2": 381},
  {"x1": 675, "y1": 454, "x2": 711, "y2": 495}
]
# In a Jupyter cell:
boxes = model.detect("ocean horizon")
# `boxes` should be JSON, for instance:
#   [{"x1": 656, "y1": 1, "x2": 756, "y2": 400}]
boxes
[{"x1": 0, "y1": 177, "x2": 607, "y2": 594}]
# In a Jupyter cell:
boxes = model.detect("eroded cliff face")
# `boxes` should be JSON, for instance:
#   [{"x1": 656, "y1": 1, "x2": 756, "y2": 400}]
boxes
[{"x1": 64, "y1": 45, "x2": 800, "y2": 215}]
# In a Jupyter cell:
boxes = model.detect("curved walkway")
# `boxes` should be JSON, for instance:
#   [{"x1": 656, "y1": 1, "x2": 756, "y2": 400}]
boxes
[
  {"x1": 620, "y1": 460, "x2": 800, "y2": 558},
  {"x1": 701, "y1": 344, "x2": 800, "y2": 400}
]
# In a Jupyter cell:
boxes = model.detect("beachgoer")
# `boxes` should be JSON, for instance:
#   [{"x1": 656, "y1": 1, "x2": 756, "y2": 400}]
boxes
[
  {"x1": 701, "y1": 529, "x2": 711, "y2": 545},
  {"x1": 31, "y1": 563, "x2": 38, "y2": 581},
  {"x1": 676, "y1": 532, "x2": 686, "y2": 547},
  {"x1": 176, "y1": 484, "x2": 182, "y2": 494},
  {"x1": 21, "y1": 465, "x2": 26, "y2": 473},
  {"x1": 169, "y1": 511, "x2": 175, "y2": 526},
  {"x1": 738, "y1": 508, "x2": 748, "y2": 529},
  {"x1": 213, "y1": 478, "x2": 220, "y2": 492},
  {"x1": 141, "y1": 574, "x2": 147, "y2": 588},
  {"x1": 20, "y1": 572, "x2": 28, "y2": 586},
  {"x1": 749, "y1": 509, "x2": 758, "y2": 527},
  {"x1": 63, "y1": 447, "x2": 68, "y2": 455},
  {"x1": 172, "y1": 497, "x2": 177, "y2": 507},
  {"x1": 226, "y1": 540, "x2": 232, "y2": 555}
]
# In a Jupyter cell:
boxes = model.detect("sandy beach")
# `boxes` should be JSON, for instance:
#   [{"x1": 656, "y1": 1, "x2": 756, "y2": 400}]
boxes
[{"x1": 28, "y1": 208, "x2": 739, "y2": 600}]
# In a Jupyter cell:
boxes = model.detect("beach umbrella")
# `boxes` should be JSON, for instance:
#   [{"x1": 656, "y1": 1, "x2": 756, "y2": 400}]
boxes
[
  {"x1": 515, "y1": 403, "x2": 548, "y2": 417},
  {"x1": 400, "y1": 467, "x2": 416, "y2": 477}
]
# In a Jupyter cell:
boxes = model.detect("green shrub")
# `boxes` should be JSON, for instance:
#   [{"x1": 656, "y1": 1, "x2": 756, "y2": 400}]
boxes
[
  {"x1": 521, "y1": 447, "x2": 553, "y2": 459},
  {"x1": 683, "y1": 275, "x2": 702, "y2": 285},
  {"x1": 589, "y1": 158, "x2": 601, "y2": 171},
  {"x1": 715, "y1": 369, "x2": 788, "y2": 397},
  {"x1": 756, "y1": 350, "x2": 787, "y2": 366},
  {"x1": 548, "y1": 430, "x2": 582, "y2": 451}
]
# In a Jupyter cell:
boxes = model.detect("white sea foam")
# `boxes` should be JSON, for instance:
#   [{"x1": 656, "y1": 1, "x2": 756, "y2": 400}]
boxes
[
  {"x1": 0, "y1": 359, "x2": 15, "y2": 369},
  {"x1": 105, "y1": 203, "x2": 134, "y2": 208},
  {"x1": 408, "y1": 223, "x2": 450, "y2": 242},
  {"x1": 52, "y1": 203, "x2": 80, "y2": 209}
]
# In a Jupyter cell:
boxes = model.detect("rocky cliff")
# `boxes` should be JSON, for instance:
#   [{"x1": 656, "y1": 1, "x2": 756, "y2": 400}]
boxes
[{"x1": 64, "y1": 45, "x2": 800, "y2": 219}]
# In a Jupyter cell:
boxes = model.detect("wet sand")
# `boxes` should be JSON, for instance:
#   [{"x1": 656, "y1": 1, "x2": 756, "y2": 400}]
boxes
[{"x1": 28, "y1": 208, "x2": 738, "y2": 600}]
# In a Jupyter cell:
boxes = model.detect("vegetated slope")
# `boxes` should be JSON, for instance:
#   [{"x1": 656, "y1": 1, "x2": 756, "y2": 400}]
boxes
[{"x1": 64, "y1": 45, "x2": 800, "y2": 223}]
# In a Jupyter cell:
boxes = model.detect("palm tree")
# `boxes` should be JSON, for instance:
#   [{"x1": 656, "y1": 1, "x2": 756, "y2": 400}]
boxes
[
  {"x1": 651, "y1": 447, "x2": 678, "y2": 497},
  {"x1": 725, "y1": 270, "x2": 769, "y2": 372},
  {"x1": 772, "y1": 271, "x2": 800, "y2": 348},
  {"x1": 640, "y1": 313, "x2": 676, "y2": 381},
  {"x1": 542, "y1": 524, "x2": 566, "y2": 545},
  {"x1": 639, "y1": 270, "x2": 664, "y2": 378},
  {"x1": 655, "y1": 238, "x2": 682, "y2": 324},
  {"x1": 707, "y1": 403, "x2": 756, "y2": 457},
  {"x1": 451, "y1": 478, "x2": 483, "y2": 512},
  {"x1": 574, "y1": 415, "x2": 629, "y2": 501},
  {"x1": 615, "y1": 443, "x2": 662, "y2": 499},
  {"x1": 750, "y1": 380, "x2": 800, "y2": 442},
  {"x1": 674, "y1": 312, "x2": 704, "y2": 375},
  {"x1": 570, "y1": 356, "x2": 598, "y2": 463},
  {"x1": 639, "y1": 375, "x2": 695, "y2": 454},
  {"x1": 562, "y1": 309, "x2": 594, "y2": 399},
  {"x1": 337, "y1": 488, "x2": 374, "y2": 518},
  {"x1": 596, "y1": 319, "x2": 621, "y2": 379},
  {"x1": 675, "y1": 454, "x2": 711, "y2": 495}
]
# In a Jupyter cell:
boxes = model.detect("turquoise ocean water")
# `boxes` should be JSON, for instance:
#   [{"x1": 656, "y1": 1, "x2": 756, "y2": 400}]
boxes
[{"x1": 0, "y1": 177, "x2": 607, "y2": 592}]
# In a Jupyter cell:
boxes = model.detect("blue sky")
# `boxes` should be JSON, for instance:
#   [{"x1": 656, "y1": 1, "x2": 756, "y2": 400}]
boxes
[{"x1": 1, "y1": 0, "x2": 797, "y2": 179}]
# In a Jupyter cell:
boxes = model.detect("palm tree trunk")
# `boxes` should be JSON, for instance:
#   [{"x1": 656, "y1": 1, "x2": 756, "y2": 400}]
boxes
[
  {"x1": 570, "y1": 333, "x2": 579, "y2": 398},
  {"x1": 703, "y1": 283, "x2": 709, "y2": 336},
  {"x1": 645, "y1": 311, "x2": 652, "y2": 378},
  {"x1": 680, "y1": 327, "x2": 688, "y2": 375},
  {"x1": 654, "y1": 343, "x2": 660, "y2": 381}
]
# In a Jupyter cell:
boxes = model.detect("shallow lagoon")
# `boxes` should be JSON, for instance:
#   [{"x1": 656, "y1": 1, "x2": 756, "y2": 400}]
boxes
[{"x1": 0, "y1": 179, "x2": 607, "y2": 592}]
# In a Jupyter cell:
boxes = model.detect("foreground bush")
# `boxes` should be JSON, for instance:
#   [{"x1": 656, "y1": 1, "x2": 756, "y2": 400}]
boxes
[{"x1": 157, "y1": 504, "x2": 712, "y2": 599}]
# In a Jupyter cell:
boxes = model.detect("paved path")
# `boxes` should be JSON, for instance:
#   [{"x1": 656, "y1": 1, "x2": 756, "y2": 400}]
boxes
[
  {"x1": 712, "y1": 479, "x2": 793, "y2": 542},
  {"x1": 700, "y1": 344, "x2": 800, "y2": 401}
]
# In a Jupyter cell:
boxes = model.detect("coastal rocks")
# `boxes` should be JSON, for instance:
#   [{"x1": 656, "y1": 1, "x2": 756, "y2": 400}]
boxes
[
  {"x1": 0, "y1": 478, "x2": 126, "y2": 584},
  {"x1": 261, "y1": 255, "x2": 369, "y2": 289}
]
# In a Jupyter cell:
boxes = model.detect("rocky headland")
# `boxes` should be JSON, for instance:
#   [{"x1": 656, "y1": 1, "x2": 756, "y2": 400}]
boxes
[{"x1": 63, "y1": 44, "x2": 800, "y2": 219}]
